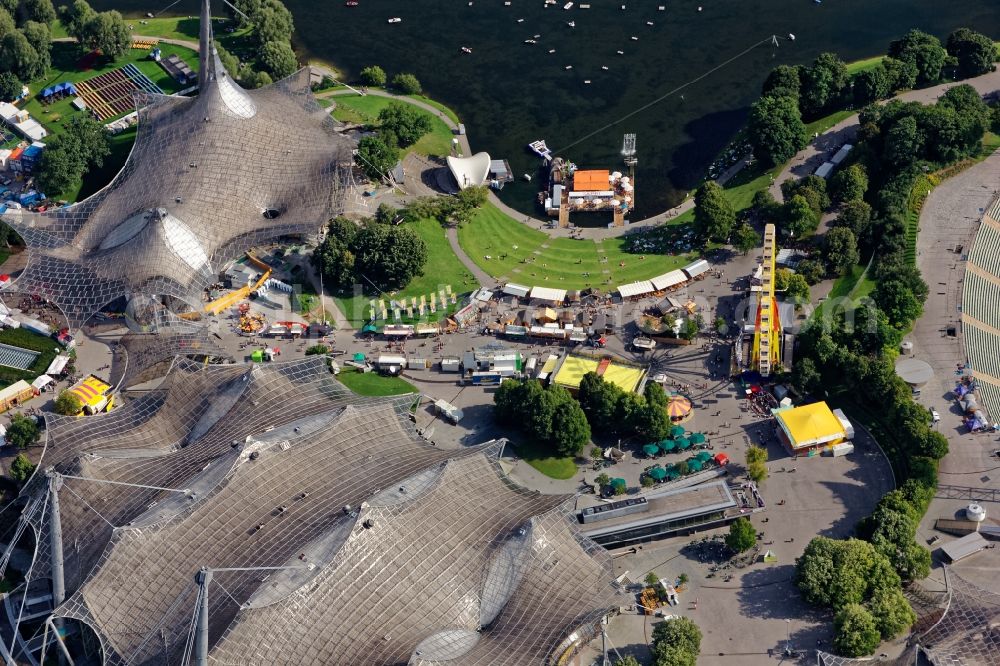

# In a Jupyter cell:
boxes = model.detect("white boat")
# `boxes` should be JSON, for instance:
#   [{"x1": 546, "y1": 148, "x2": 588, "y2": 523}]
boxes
[
  {"x1": 523, "y1": 173, "x2": 532, "y2": 181},
  {"x1": 616, "y1": 49, "x2": 624, "y2": 54},
  {"x1": 567, "y1": 20, "x2": 575, "y2": 27},
  {"x1": 563, "y1": 1, "x2": 574, "y2": 9},
  {"x1": 461, "y1": 47, "x2": 472, "y2": 54},
  {"x1": 647, "y1": 21, "x2": 654, "y2": 26},
  {"x1": 564, "y1": 65, "x2": 573, "y2": 70},
  {"x1": 584, "y1": 79, "x2": 591, "y2": 84},
  {"x1": 630, "y1": 35, "x2": 638, "y2": 40},
  {"x1": 534, "y1": 33, "x2": 541, "y2": 37},
  {"x1": 387, "y1": 17, "x2": 402, "y2": 23},
  {"x1": 788, "y1": 33, "x2": 796, "y2": 40},
  {"x1": 524, "y1": 39, "x2": 536, "y2": 44},
  {"x1": 549, "y1": 48, "x2": 556, "y2": 53},
  {"x1": 658, "y1": 5, "x2": 665, "y2": 9},
  {"x1": 517, "y1": 17, "x2": 524, "y2": 22},
  {"x1": 601, "y1": 65, "x2": 609, "y2": 70},
  {"x1": 528, "y1": 140, "x2": 553, "y2": 161}
]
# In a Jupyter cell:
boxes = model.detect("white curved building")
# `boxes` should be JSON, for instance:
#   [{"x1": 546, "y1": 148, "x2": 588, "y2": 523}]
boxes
[{"x1": 446, "y1": 151, "x2": 491, "y2": 189}]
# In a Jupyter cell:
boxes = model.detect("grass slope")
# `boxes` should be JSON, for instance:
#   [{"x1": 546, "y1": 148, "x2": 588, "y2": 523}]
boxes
[
  {"x1": 0, "y1": 327, "x2": 58, "y2": 387},
  {"x1": 511, "y1": 439, "x2": 578, "y2": 479},
  {"x1": 330, "y1": 94, "x2": 453, "y2": 157},
  {"x1": 336, "y1": 368, "x2": 416, "y2": 396},
  {"x1": 333, "y1": 217, "x2": 477, "y2": 326},
  {"x1": 457, "y1": 203, "x2": 693, "y2": 290}
]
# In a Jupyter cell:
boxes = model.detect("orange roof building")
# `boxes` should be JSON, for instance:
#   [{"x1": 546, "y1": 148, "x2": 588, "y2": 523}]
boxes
[{"x1": 572, "y1": 169, "x2": 610, "y2": 191}]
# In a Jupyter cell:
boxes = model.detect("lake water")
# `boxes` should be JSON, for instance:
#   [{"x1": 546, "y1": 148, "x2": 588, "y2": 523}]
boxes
[{"x1": 98, "y1": 0, "x2": 998, "y2": 219}]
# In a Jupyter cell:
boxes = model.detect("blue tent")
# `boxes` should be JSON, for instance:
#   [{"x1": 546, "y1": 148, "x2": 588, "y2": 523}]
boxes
[
  {"x1": 64, "y1": 83, "x2": 78, "y2": 95},
  {"x1": 41, "y1": 87, "x2": 53, "y2": 98},
  {"x1": 55, "y1": 82, "x2": 68, "y2": 93}
]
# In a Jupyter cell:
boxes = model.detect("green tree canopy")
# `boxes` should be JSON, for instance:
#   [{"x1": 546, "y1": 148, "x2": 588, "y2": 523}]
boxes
[
  {"x1": 260, "y1": 40, "x2": 297, "y2": 79},
  {"x1": 551, "y1": 398, "x2": 591, "y2": 456},
  {"x1": 834, "y1": 200, "x2": 872, "y2": 240},
  {"x1": 54, "y1": 390, "x2": 82, "y2": 416},
  {"x1": 0, "y1": 8, "x2": 14, "y2": 41},
  {"x1": 824, "y1": 227, "x2": 859, "y2": 276},
  {"x1": 761, "y1": 64, "x2": 801, "y2": 100},
  {"x1": 254, "y1": 0, "x2": 294, "y2": 47},
  {"x1": 377, "y1": 102, "x2": 432, "y2": 147},
  {"x1": 947, "y1": 28, "x2": 998, "y2": 79},
  {"x1": 693, "y1": 181, "x2": 736, "y2": 242},
  {"x1": 613, "y1": 656, "x2": 641, "y2": 666},
  {"x1": 782, "y1": 194, "x2": 820, "y2": 239},
  {"x1": 351, "y1": 222, "x2": 427, "y2": 292},
  {"x1": 359, "y1": 65, "x2": 386, "y2": 86},
  {"x1": 85, "y1": 10, "x2": 131, "y2": 60},
  {"x1": 725, "y1": 517, "x2": 757, "y2": 553},
  {"x1": 800, "y1": 52, "x2": 848, "y2": 116},
  {"x1": 355, "y1": 134, "x2": 398, "y2": 182},
  {"x1": 747, "y1": 94, "x2": 807, "y2": 166},
  {"x1": 830, "y1": 164, "x2": 868, "y2": 204},
  {"x1": 6, "y1": 413, "x2": 39, "y2": 449},
  {"x1": 9, "y1": 452, "x2": 35, "y2": 483},
  {"x1": 866, "y1": 588, "x2": 916, "y2": 640},
  {"x1": 795, "y1": 537, "x2": 900, "y2": 609},
  {"x1": 391, "y1": 72, "x2": 422, "y2": 94},
  {"x1": 882, "y1": 56, "x2": 918, "y2": 91},
  {"x1": 0, "y1": 29, "x2": 41, "y2": 81},
  {"x1": 888, "y1": 29, "x2": 947, "y2": 86},
  {"x1": 732, "y1": 223, "x2": 760, "y2": 255},
  {"x1": 58, "y1": 0, "x2": 95, "y2": 42},
  {"x1": 853, "y1": 65, "x2": 891, "y2": 106},
  {"x1": 833, "y1": 603, "x2": 880, "y2": 657},
  {"x1": 651, "y1": 617, "x2": 701, "y2": 666},
  {"x1": 0, "y1": 70, "x2": 19, "y2": 101},
  {"x1": 871, "y1": 278, "x2": 923, "y2": 329},
  {"x1": 22, "y1": 0, "x2": 56, "y2": 25},
  {"x1": 36, "y1": 114, "x2": 111, "y2": 195}
]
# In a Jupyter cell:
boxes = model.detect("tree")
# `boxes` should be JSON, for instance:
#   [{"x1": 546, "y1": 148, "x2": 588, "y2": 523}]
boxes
[
  {"x1": 888, "y1": 29, "x2": 947, "y2": 86},
  {"x1": 800, "y1": 52, "x2": 849, "y2": 116},
  {"x1": 0, "y1": 70, "x2": 18, "y2": 101},
  {"x1": 833, "y1": 603, "x2": 880, "y2": 657},
  {"x1": 882, "y1": 56, "x2": 917, "y2": 91},
  {"x1": 726, "y1": 517, "x2": 757, "y2": 553},
  {"x1": 22, "y1": 0, "x2": 56, "y2": 25},
  {"x1": 6, "y1": 413, "x2": 38, "y2": 449},
  {"x1": 613, "y1": 657, "x2": 641, "y2": 666},
  {"x1": 883, "y1": 114, "x2": 923, "y2": 168},
  {"x1": 21, "y1": 21, "x2": 51, "y2": 73},
  {"x1": 578, "y1": 372, "x2": 620, "y2": 431},
  {"x1": 0, "y1": 30, "x2": 41, "y2": 81},
  {"x1": 872, "y1": 279, "x2": 923, "y2": 328},
  {"x1": 391, "y1": 72, "x2": 422, "y2": 94},
  {"x1": 824, "y1": 227, "x2": 859, "y2": 276},
  {"x1": 355, "y1": 134, "x2": 398, "y2": 182},
  {"x1": 644, "y1": 381, "x2": 668, "y2": 409},
  {"x1": 377, "y1": 102, "x2": 432, "y2": 148},
  {"x1": 260, "y1": 40, "x2": 297, "y2": 79},
  {"x1": 359, "y1": 65, "x2": 386, "y2": 87},
  {"x1": 866, "y1": 588, "x2": 916, "y2": 640},
  {"x1": 795, "y1": 537, "x2": 900, "y2": 609},
  {"x1": 644, "y1": 572, "x2": 660, "y2": 587},
  {"x1": 36, "y1": 114, "x2": 110, "y2": 194},
  {"x1": 350, "y1": 223, "x2": 427, "y2": 292},
  {"x1": 58, "y1": 0, "x2": 95, "y2": 42},
  {"x1": 747, "y1": 94, "x2": 808, "y2": 166},
  {"x1": 674, "y1": 459, "x2": 689, "y2": 476},
  {"x1": 796, "y1": 258, "x2": 825, "y2": 285},
  {"x1": 36, "y1": 140, "x2": 78, "y2": 194},
  {"x1": 784, "y1": 273, "x2": 810, "y2": 305},
  {"x1": 830, "y1": 164, "x2": 868, "y2": 204},
  {"x1": 595, "y1": 472, "x2": 611, "y2": 488},
  {"x1": 732, "y1": 223, "x2": 760, "y2": 255},
  {"x1": 635, "y1": 403, "x2": 671, "y2": 441},
  {"x1": 54, "y1": 390, "x2": 82, "y2": 416},
  {"x1": 834, "y1": 200, "x2": 872, "y2": 240},
  {"x1": 853, "y1": 65, "x2": 891, "y2": 106},
  {"x1": 550, "y1": 398, "x2": 591, "y2": 456},
  {"x1": 782, "y1": 194, "x2": 819, "y2": 238},
  {"x1": 947, "y1": 28, "x2": 998, "y2": 79},
  {"x1": 651, "y1": 617, "x2": 701, "y2": 666},
  {"x1": 85, "y1": 10, "x2": 131, "y2": 60},
  {"x1": 0, "y1": 8, "x2": 13, "y2": 42},
  {"x1": 761, "y1": 64, "x2": 801, "y2": 100},
  {"x1": 8, "y1": 452, "x2": 35, "y2": 484},
  {"x1": 693, "y1": 181, "x2": 735, "y2": 242},
  {"x1": 304, "y1": 344, "x2": 329, "y2": 356},
  {"x1": 239, "y1": 67, "x2": 272, "y2": 89},
  {"x1": 254, "y1": 0, "x2": 294, "y2": 47},
  {"x1": 791, "y1": 357, "x2": 822, "y2": 395},
  {"x1": 227, "y1": 0, "x2": 261, "y2": 28}
]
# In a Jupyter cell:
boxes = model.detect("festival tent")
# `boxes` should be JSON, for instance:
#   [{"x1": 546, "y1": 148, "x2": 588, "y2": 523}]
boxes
[
  {"x1": 41, "y1": 87, "x2": 54, "y2": 98},
  {"x1": 64, "y1": 82, "x2": 78, "y2": 95},
  {"x1": 647, "y1": 466, "x2": 667, "y2": 481},
  {"x1": 667, "y1": 395, "x2": 692, "y2": 421},
  {"x1": 250, "y1": 349, "x2": 264, "y2": 362},
  {"x1": 353, "y1": 352, "x2": 366, "y2": 363},
  {"x1": 714, "y1": 453, "x2": 729, "y2": 466},
  {"x1": 642, "y1": 443, "x2": 659, "y2": 457},
  {"x1": 689, "y1": 432, "x2": 706, "y2": 444}
]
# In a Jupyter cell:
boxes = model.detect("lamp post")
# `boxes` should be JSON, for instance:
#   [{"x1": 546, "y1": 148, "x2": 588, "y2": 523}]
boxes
[{"x1": 784, "y1": 618, "x2": 792, "y2": 656}]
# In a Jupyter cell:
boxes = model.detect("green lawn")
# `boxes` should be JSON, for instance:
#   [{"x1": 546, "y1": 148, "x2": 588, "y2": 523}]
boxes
[
  {"x1": 510, "y1": 439, "x2": 578, "y2": 479},
  {"x1": 336, "y1": 367, "x2": 417, "y2": 396},
  {"x1": 330, "y1": 94, "x2": 454, "y2": 157},
  {"x1": 53, "y1": 16, "x2": 216, "y2": 41},
  {"x1": 812, "y1": 262, "x2": 875, "y2": 324},
  {"x1": 334, "y1": 217, "x2": 477, "y2": 326},
  {"x1": 407, "y1": 94, "x2": 461, "y2": 124},
  {"x1": 457, "y1": 203, "x2": 694, "y2": 290},
  {"x1": 0, "y1": 327, "x2": 59, "y2": 388},
  {"x1": 804, "y1": 109, "x2": 855, "y2": 137},
  {"x1": 845, "y1": 55, "x2": 885, "y2": 76},
  {"x1": 22, "y1": 42, "x2": 198, "y2": 142}
]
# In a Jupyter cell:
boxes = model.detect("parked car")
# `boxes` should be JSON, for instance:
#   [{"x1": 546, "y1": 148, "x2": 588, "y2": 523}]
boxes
[{"x1": 930, "y1": 408, "x2": 940, "y2": 423}]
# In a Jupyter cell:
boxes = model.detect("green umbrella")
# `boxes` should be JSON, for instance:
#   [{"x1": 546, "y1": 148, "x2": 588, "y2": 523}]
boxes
[
  {"x1": 642, "y1": 444, "x2": 659, "y2": 457},
  {"x1": 647, "y1": 466, "x2": 667, "y2": 481},
  {"x1": 695, "y1": 451, "x2": 712, "y2": 462},
  {"x1": 676, "y1": 437, "x2": 692, "y2": 450},
  {"x1": 658, "y1": 439, "x2": 676, "y2": 453},
  {"x1": 670, "y1": 425, "x2": 685, "y2": 438},
  {"x1": 687, "y1": 458, "x2": 704, "y2": 472},
  {"x1": 690, "y1": 432, "x2": 706, "y2": 444},
  {"x1": 353, "y1": 352, "x2": 366, "y2": 362},
  {"x1": 610, "y1": 478, "x2": 627, "y2": 491},
  {"x1": 663, "y1": 465, "x2": 680, "y2": 480}
]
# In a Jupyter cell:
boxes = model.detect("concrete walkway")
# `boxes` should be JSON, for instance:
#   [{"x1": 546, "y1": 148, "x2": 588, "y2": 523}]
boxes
[{"x1": 445, "y1": 226, "x2": 494, "y2": 288}]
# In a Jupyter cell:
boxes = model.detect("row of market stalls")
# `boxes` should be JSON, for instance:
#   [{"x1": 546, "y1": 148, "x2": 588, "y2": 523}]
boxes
[
  {"x1": 616, "y1": 259, "x2": 711, "y2": 301},
  {"x1": 643, "y1": 451, "x2": 730, "y2": 483},
  {"x1": 641, "y1": 426, "x2": 709, "y2": 458}
]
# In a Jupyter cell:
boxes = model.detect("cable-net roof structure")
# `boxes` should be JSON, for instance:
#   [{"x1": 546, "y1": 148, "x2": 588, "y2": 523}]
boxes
[
  {"x1": 109, "y1": 325, "x2": 232, "y2": 389},
  {"x1": 0, "y1": 355, "x2": 619, "y2": 665},
  {"x1": 914, "y1": 566, "x2": 1000, "y2": 665},
  {"x1": 0, "y1": 0, "x2": 354, "y2": 329}
]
